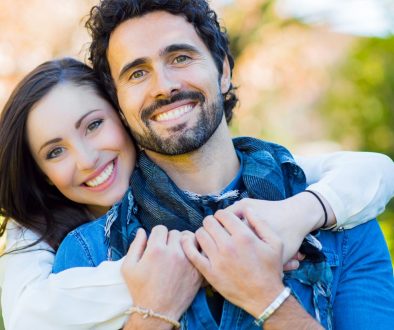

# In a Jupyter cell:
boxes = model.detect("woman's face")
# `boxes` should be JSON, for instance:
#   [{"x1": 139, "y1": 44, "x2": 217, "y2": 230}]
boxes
[{"x1": 26, "y1": 82, "x2": 136, "y2": 216}]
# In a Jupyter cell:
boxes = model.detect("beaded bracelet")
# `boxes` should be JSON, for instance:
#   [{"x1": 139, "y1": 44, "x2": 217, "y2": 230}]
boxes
[
  {"x1": 254, "y1": 287, "x2": 291, "y2": 326},
  {"x1": 126, "y1": 306, "x2": 181, "y2": 329}
]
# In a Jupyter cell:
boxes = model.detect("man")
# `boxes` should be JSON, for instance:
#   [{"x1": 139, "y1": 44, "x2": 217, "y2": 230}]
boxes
[{"x1": 54, "y1": 1, "x2": 394, "y2": 329}]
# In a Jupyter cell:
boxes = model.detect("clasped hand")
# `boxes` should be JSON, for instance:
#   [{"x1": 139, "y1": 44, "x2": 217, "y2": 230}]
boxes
[{"x1": 121, "y1": 205, "x2": 304, "y2": 325}]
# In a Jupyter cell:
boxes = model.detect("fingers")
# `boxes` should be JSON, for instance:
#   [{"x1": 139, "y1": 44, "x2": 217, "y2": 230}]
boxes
[
  {"x1": 181, "y1": 231, "x2": 199, "y2": 248},
  {"x1": 283, "y1": 259, "x2": 300, "y2": 272},
  {"x1": 202, "y1": 215, "x2": 230, "y2": 246},
  {"x1": 244, "y1": 208, "x2": 275, "y2": 241},
  {"x1": 244, "y1": 208, "x2": 284, "y2": 261},
  {"x1": 181, "y1": 235, "x2": 210, "y2": 275},
  {"x1": 125, "y1": 228, "x2": 147, "y2": 265},
  {"x1": 213, "y1": 209, "x2": 250, "y2": 236},
  {"x1": 224, "y1": 199, "x2": 249, "y2": 219},
  {"x1": 195, "y1": 226, "x2": 217, "y2": 257},
  {"x1": 296, "y1": 252, "x2": 306, "y2": 261},
  {"x1": 146, "y1": 225, "x2": 168, "y2": 250},
  {"x1": 167, "y1": 229, "x2": 182, "y2": 249}
]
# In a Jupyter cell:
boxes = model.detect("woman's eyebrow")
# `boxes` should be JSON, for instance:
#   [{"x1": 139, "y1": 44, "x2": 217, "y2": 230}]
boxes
[
  {"x1": 75, "y1": 109, "x2": 101, "y2": 129},
  {"x1": 38, "y1": 109, "x2": 102, "y2": 153},
  {"x1": 38, "y1": 137, "x2": 62, "y2": 153}
]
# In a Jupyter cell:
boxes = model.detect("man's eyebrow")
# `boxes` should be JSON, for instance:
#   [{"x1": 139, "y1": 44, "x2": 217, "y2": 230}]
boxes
[
  {"x1": 161, "y1": 43, "x2": 201, "y2": 56},
  {"x1": 118, "y1": 44, "x2": 200, "y2": 80},
  {"x1": 119, "y1": 57, "x2": 149, "y2": 80}
]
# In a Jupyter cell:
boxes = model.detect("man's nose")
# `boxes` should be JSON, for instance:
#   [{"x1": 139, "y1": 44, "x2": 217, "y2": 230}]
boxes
[
  {"x1": 149, "y1": 66, "x2": 181, "y2": 99},
  {"x1": 74, "y1": 144, "x2": 99, "y2": 171}
]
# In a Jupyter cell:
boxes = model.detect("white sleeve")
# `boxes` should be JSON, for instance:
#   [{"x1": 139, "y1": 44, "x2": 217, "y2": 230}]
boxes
[
  {"x1": 0, "y1": 222, "x2": 130, "y2": 330},
  {"x1": 294, "y1": 152, "x2": 394, "y2": 230}
]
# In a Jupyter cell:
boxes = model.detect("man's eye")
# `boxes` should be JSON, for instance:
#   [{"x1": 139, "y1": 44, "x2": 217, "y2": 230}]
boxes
[
  {"x1": 46, "y1": 147, "x2": 64, "y2": 160},
  {"x1": 173, "y1": 55, "x2": 191, "y2": 64},
  {"x1": 86, "y1": 119, "x2": 103, "y2": 134},
  {"x1": 130, "y1": 70, "x2": 145, "y2": 80}
]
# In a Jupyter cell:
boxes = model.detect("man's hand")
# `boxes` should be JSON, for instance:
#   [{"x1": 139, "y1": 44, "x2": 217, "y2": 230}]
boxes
[
  {"x1": 121, "y1": 226, "x2": 202, "y2": 329},
  {"x1": 181, "y1": 209, "x2": 285, "y2": 318},
  {"x1": 224, "y1": 193, "x2": 334, "y2": 263}
]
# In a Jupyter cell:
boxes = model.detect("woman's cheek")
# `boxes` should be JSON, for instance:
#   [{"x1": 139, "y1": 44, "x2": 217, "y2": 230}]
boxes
[
  {"x1": 45, "y1": 163, "x2": 75, "y2": 193},
  {"x1": 105, "y1": 121, "x2": 133, "y2": 151}
]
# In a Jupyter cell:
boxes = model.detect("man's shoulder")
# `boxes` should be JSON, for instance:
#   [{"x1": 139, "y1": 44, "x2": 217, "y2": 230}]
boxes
[
  {"x1": 52, "y1": 217, "x2": 108, "y2": 273},
  {"x1": 319, "y1": 218, "x2": 392, "y2": 271}
]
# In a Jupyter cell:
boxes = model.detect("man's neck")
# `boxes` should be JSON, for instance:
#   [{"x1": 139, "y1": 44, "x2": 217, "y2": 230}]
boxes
[{"x1": 145, "y1": 119, "x2": 240, "y2": 195}]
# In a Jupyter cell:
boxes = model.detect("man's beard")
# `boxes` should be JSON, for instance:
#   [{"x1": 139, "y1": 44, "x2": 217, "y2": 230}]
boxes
[{"x1": 129, "y1": 91, "x2": 224, "y2": 155}]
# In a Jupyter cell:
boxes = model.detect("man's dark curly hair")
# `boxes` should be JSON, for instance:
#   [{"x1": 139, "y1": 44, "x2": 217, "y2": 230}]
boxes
[{"x1": 86, "y1": 0, "x2": 237, "y2": 123}]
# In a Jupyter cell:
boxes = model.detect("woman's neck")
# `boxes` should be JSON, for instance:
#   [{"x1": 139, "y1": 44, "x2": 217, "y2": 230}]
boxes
[{"x1": 87, "y1": 204, "x2": 110, "y2": 218}]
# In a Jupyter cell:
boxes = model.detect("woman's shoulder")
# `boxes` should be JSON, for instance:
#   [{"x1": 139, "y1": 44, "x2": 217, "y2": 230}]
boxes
[
  {"x1": 67, "y1": 216, "x2": 107, "y2": 238},
  {"x1": 52, "y1": 216, "x2": 108, "y2": 273}
]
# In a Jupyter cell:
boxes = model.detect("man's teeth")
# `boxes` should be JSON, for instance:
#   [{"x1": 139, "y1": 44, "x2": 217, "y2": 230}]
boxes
[
  {"x1": 155, "y1": 105, "x2": 193, "y2": 122},
  {"x1": 85, "y1": 162, "x2": 114, "y2": 187}
]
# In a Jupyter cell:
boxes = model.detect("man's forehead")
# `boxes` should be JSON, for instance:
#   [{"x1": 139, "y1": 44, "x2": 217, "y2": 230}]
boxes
[{"x1": 107, "y1": 11, "x2": 207, "y2": 72}]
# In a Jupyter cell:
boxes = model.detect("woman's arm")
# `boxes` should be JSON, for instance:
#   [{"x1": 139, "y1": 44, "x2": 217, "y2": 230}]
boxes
[
  {"x1": 295, "y1": 151, "x2": 394, "y2": 229},
  {"x1": 226, "y1": 151, "x2": 394, "y2": 262},
  {"x1": 1, "y1": 223, "x2": 130, "y2": 330}
]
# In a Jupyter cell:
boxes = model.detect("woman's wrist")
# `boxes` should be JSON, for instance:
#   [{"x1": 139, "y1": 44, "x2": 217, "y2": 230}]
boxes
[
  {"x1": 292, "y1": 191, "x2": 335, "y2": 232},
  {"x1": 124, "y1": 313, "x2": 174, "y2": 330},
  {"x1": 124, "y1": 306, "x2": 180, "y2": 330}
]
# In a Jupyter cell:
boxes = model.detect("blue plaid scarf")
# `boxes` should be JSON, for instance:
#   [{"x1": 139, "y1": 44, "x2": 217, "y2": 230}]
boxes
[{"x1": 106, "y1": 137, "x2": 323, "y2": 261}]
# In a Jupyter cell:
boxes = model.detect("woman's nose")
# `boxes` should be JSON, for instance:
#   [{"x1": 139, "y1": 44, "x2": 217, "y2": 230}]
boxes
[{"x1": 75, "y1": 144, "x2": 99, "y2": 171}]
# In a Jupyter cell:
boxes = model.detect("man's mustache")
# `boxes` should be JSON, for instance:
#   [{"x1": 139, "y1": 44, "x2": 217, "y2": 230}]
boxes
[{"x1": 141, "y1": 91, "x2": 205, "y2": 122}]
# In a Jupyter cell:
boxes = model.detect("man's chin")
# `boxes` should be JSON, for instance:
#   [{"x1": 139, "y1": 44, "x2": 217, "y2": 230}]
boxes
[{"x1": 143, "y1": 139, "x2": 206, "y2": 156}]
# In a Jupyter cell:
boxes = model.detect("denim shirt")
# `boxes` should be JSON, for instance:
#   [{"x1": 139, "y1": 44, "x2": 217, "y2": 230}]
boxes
[{"x1": 53, "y1": 216, "x2": 394, "y2": 329}]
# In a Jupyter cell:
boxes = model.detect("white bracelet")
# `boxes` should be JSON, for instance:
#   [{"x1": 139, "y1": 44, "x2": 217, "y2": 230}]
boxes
[{"x1": 254, "y1": 287, "x2": 291, "y2": 326}]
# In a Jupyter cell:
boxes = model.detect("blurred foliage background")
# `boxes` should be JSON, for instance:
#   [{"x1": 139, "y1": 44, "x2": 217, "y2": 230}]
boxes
[{"x1": 0, "y1": 0, "x2": 393, "y2": 328}]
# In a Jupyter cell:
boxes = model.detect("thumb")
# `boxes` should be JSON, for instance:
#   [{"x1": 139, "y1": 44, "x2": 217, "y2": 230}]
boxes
[
  {"x1": 244, "y1": 208, "x2": 277, "y2": 244},
  {"x1": 125, "y1": 228, "x2": 147, "y2": 266}
]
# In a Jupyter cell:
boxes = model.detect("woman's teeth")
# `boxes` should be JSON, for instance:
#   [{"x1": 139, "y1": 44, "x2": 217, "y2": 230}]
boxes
[
  {"x1": 155, "y1": 105, "x2": 193, "y2": 122},
  {"x1": 85, "y1": 161, "x2": 114, "y2": 187}
]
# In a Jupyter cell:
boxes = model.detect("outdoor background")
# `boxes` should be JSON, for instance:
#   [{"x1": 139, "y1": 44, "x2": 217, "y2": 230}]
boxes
[{"x1": 0, "y1": 0, "x2": 393, "y2": 328}]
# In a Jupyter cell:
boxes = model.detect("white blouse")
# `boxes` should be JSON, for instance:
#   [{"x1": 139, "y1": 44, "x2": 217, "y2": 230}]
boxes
[{"x1": 1, "y1": 151, "x2": 393, "y2": 330}]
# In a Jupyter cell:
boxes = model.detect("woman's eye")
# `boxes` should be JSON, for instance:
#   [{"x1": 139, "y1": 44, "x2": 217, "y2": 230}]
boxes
[
  {"x1": 173, "y1": 55, "x2": 190, "y2": 64},
  {"x1": 130, "y1": 70, "x2": 145, "y2": 80},
  {"x1": 46, "y1": 147, "x2": 64, "y2": 160},
  {"x1": 86, "y1": 119, "x2": 103, "y2": 134}
]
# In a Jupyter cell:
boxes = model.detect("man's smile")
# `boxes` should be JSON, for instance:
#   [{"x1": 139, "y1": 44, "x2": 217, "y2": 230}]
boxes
[{"x1": 152, "y1": 100, "x2": 196, "y2": 123}]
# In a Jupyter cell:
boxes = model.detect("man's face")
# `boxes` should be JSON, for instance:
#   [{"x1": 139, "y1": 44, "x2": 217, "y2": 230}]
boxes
[{"x1": 107, "y1": 11, "x2": 230, "y2": 155}]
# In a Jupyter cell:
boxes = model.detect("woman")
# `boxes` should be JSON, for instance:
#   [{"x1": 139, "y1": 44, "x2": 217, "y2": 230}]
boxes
[
  {"x1": 0, "y1": 57, "x2": 135, "y2": 251},
  {"x1": 0, "y1": 58, "x2": 393, "y2": 329}
]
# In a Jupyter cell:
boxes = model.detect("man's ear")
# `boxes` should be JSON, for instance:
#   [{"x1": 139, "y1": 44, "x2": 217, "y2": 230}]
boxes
[
  {"x1": 220, "y1": 56, "x2": 231, "y2": 94},
  {"x1": 119, "y1": 110, "x2": 130, "y2": 128}
]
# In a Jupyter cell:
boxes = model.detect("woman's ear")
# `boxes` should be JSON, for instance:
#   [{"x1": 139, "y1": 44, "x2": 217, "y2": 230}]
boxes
[{"x1": 220, "y1": 56, "x2": 231, "y2": 94}]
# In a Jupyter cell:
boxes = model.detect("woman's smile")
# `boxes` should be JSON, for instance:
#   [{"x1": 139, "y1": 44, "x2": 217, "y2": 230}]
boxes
[{"x1": 83, "y1": 158, "x2": 117, "y2": 192}]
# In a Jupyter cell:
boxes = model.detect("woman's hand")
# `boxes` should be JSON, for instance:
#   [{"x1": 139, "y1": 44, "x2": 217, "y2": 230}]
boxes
[
  {"x1": 121, "y1": 226, "x2": 202, "y2": 329},
  {"x1": 224, "y1": 194, "x2": 331, "y2": 263}
]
